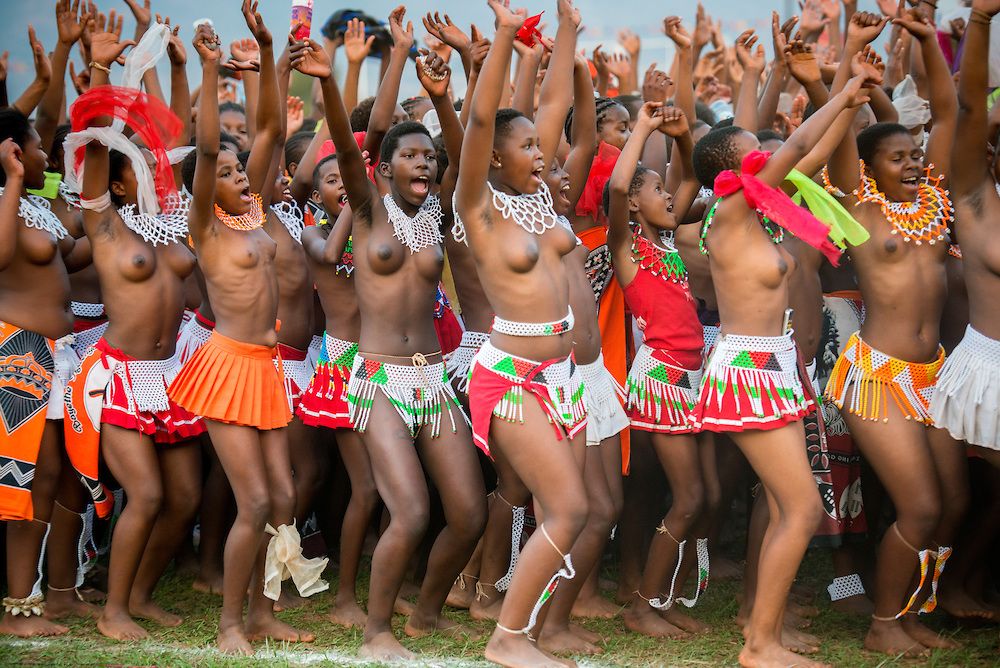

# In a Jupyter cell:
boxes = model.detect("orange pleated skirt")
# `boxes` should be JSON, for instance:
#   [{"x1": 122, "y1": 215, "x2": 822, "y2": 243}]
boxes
[{"x1": 168, "y1": 331, "x2": 292, "y2": 430}]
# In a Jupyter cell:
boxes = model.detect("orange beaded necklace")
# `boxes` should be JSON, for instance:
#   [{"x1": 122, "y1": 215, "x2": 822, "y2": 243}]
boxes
[
  {"x1": 214, "y1": 193, "x2": 264, "y2": 231},
  {"x1": 854, "y1": 161, "x2": 952, "y2": 246}
]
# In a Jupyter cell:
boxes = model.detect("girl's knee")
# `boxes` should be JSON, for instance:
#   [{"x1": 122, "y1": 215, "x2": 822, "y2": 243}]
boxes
[
  {"x1": 240, "y1": 494, "x2": 272, "y2": 528},
  {"x1": 673, "y1": 483, "x2": 706, "y2": 524},
  {"x1": 128, "y1": 483, "x2": 165, "y2": 517},
  {"x1": 390, "y1": 499, "x2": 431, "y2": 543},
  {"x1": 450, "y1": 499, "x2": 487, "y2": 542}
]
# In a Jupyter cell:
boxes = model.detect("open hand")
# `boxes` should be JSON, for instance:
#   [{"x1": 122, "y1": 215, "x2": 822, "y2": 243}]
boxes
[
  {"x1": 344, "y1": 18, "x2": 375, "y2": 64},
  {"x1": 56, "y1": 0, "x2": 86, "y2": 45},
  {"x1": 388, "y1": 5, "x2": 415, "y2": 53},
  {"x1": 286, "y1": 96, "x2": 304, "y2": 135},
  {"x1": 123, "y1": 0, "x2": 152, "y2": 30},
  {"x1": 851, "y1": 44, "x2": 885, "y2": 86},
  {"x1": 734, "y1": 30, "x2": 765, "y2": 72},
  {"x1": 423, "y1": 12, "x2": 471, "y2": 53},
  {"x1": 241, "y1": 0, "x2": 271, "y2": 48},
  {"x1": 90, "y1": 11, "x2": 134, "y2": 68},
  {"x1": 642, "y1": 63, "x2": 671, "y2": 103},
  {"x1": 289, "y1": 38, "x2": 331, "y2": 79},
  {"x1": 27, "y1": 26, "x2": 52, "y2": 83},
  {"x1": 488, "y1": 0, "x2": 527, "y2": 32},
  {"x1": 784, "y1": 39, "x2": 821, "y2": 84}
]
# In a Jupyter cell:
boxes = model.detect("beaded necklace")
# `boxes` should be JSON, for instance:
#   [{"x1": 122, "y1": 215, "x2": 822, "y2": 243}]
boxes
[
  {"x1": 488, "y1": 181, "x2": 558, "y2": 235},
  {"x1": 699, "y1": 198, "x2": 783, "y2": 256},
  {"x1": 270, "y1": 199, "x2": 304, "y2": 242},
  {"x1": 0, "y1": 187, "x2": 68, "y2": 240},
  {"x1": 632, "y1": 228, "x2": 687, "y2": 286},
  {"x1": 383, "y1": 193, "x2": 443, "y2": 254},
  {"x1": 58, "y1": 181, "x2": 81, "y2": 210},
  {"x1": 337, "y1": 235, "x2": 355, "y2": 276},
  {"x1": 117, "y1": 190, "x2": 190, "y2": 246},
  {"x1": 215, "y1": 193, "x2": 264, "y2": 231},
  {"x1": 854, "y1": 161, "x2": 952, "y2": 246}
]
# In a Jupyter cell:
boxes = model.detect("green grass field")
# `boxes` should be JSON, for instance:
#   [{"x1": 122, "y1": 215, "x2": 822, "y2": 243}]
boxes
[{"x1": 2, "y1": 552, "x2": 997, "y2": 668}]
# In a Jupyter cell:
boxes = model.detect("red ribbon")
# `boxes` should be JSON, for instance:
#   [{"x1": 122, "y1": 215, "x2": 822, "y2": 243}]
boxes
[
  {"x1": 713, "y1": 150, "x2": 840, "y2": 266},
  {"x1": 575, "y1": 141, "x2": 621, "y2": 223},
  {"x1": 69, "y1": 85, "x2": 183, "y2": 209},
  {"x1": 516, "y1": 12, "x2": 544, "y2": 48}
]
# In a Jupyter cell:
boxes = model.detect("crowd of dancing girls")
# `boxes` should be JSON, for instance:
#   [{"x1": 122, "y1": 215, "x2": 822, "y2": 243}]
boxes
[{"x1": 2, "y1": 0, "x2": 1000, "y2": 665}]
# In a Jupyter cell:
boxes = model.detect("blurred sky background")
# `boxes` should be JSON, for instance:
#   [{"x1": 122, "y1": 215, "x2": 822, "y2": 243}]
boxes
[{"x1": 1, "y1": 0, "x2": 965, "y2": 112}]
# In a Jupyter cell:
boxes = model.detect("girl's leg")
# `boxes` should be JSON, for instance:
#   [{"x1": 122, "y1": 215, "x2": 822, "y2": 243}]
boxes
[
  {"x1": 484, "y1": 398, "x2": 589, "y2": 668},
  {"x1": 405, "y1": 419, "x2": 487, "y2": 637},
  {"x1": 571, "y1": 434, "x2": 625, "y2": 620},
  {"x1": 539, "y1": 442, "x2": 618, "y2": 655},
  {"x1": 356, "y1": 393, "x2": 432, "y2": 661},
  {"x1": 624, "y1": 432, "x2": 704, "y2": 639},
  {"x1": 194, "y1": 437, "x2": 231, "y2": 595},
  {"x1": 328, "y1": 428, "x2": 380, "y2": 629},
  {"x1": 614, "y1": 431, "x2": 663, "y2": 603},
  {"x1": 0, "y1": 422, "x2": 68, "y2": 637},
  {"x1": 736, "y1": 489, "x2": 767, "y2": 628},
  {"x1": 203, "y1": 420, "x2": 272, "y2": 656},
  {"x1": 129, "y1": 440, "x2": 202, "y2": 627},
  {"x1": 96, "y1": 425, "x2": 163, "y2": 641},
  {"x1": 730, "y1": 423, "x2": 826, "y2": 668},
  {"x1": 898, "y1": 427, "x2": 969, "y2": 649},
  {"x1": 843, "y1": 403, "x2": 943, "y2": 659},
  {"x1": 470, "y1": 452, "x2": 530, "y2": 621},
  {"x1": 45, "y1": 441, "x2": 100, "y2": 619},
  {"x1": 706, "y1": 434, "x2": 747, "y2": 580},
  {"x1": 244, "y1": 426, "x2": 313, "y2": 643},
  {"x1": 288, "y1": 417, "x2": 326, "y2": 524}
]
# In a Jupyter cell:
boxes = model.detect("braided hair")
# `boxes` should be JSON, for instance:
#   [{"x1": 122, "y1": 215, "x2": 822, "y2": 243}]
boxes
[{"x1": 564, "y1": 96, "x2": 627, "y2": 142}]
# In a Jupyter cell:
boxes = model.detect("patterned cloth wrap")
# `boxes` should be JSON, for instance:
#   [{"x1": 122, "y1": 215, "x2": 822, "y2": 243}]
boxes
[
  {"x1": 71, "y1": 301, "x2": 109, "y2": 359},
  {"x1": 825, "y1": 332, "x2": 944, "y2": 425},
  {"x1": 931, "y1": 325, "x2": 1000, "y2": 449},
  {"x1": 79, "y1": 338, "x2": 205, "y2": 443},
  {"x1": 444, "y1": 331, "x2": 490, "y2": 395},
  {"x1": 691, "y1": 332, "x2": 813, "y2": 432},
  {"x1": 276, "y1": 343, "x2": 311, "y2": 410},
  {"x1": 296, "y1": 334, "x2": 359, "y2": 430},
  {"x1": 347, "y1": 353, "x2": 466, "y2": 438},
  {"x1": 578, "y1": 353, "x2": 629, "y2": 445},
  {"x1": 627, "y1": 344, "x2": 703, "y2": 434},
  {"x1": 467, "y1": 341, "x2": 587, "y2": 456}
]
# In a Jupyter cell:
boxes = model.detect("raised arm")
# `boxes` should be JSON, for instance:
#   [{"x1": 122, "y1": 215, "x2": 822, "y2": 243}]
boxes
[
  {"x1": 759, "y1": 71, "x2": 875, "y2": 187},
  {"x1": 459, "y1": 29, "x2": 490, "y2": 128},
  {"x1": 757, "y1": 13, "x2": 792, "y2": 131},
  {"x1": 535, "y1": 0, "x2": 580, "y2": 169},
  {"x1": 363, "y1": 6, "x2": 414, "y2": 159},
  {"x1": 826, "y1": 12, "x2": 888, "y2": 193},
  {"x1": 423, "y1": 13, "x2": 472, "y2": 81},
  {"x1": 894, "y1": 6, "x2": 956, "y2": 180},
  {"x1": 291, "y1": 39, "x2": 373, "y2": 219},
  {"x1": 163, "y1": 20, "x2": 192, "y2": 148},
  {"x1": 608, "y1": 102, "x2": 664, "y2": 259},
  {"x1": 664, "y1": 17, "x2": 696, "y2": 124},
  {"x1": 38, "y1": 1, "x2": 88, "y2": 157},
  {"x1": 785, "y1": 40, "x2": 830, "y2": 108},
  {"x1": 565, "y1": 56, "x2": 597, "y2": 209},
  {"x1": 510, "y1": 40, "x2": 543, "y2": 118},
  {"x1": 732, "y1": 30, "x2": 765, "y2": 131},
  {"x1": 238, "y1": 1, "x2": 280, "y2": 205},
  {"x1": 0, "y1": 140, "x2": 24, "y2": 270},
  {"x1": 953, "y1": 0, "x2": 999, "y2": 196},
  {"x1": 289, "y1": 123, "x2": 330, "y2": 206},
  {"x1": 454, "y1": 0, "x2": 525, "y2": 229},
  {"x1": 661, "y1": 109, "x2": 700, "y2": 222},
  {"x1": 12, "y1": 27, "x2": 52, "y2": 119},
  {"x1": 189, "y1": 25, "x2": 223, "y2": 240},
  {"x1": 342, "y1": 18, "x2": 375, "y2": 115}
]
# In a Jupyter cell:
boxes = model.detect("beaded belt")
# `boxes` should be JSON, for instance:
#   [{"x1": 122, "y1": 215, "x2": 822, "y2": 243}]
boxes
[{"x1": 492, "y1": 307, "x2": 574, "y2": 337}]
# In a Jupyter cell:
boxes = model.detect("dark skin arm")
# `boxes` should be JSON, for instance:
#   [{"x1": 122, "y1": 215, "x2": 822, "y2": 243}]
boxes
[
  {"x1": 423, "y1": 13, "x2": 473, "y2": 81},
  {"x1": 188, "y1": 25, "x2": 223, "y2": 242},
  {"x1": 535, "y1": 0, "x2": 581, "y2": 171},
  {"x1": 511, "y1": 40, "x2": 543, "y2": 118},
  {"x1": 291, "y1": 39, "x2": 373, "y2": 221},
  {"x1": 459, "y1": 29, "x2": 489, "y2": 128},
  {"x1": 363, "y1": 5, "x2": 413, "y2": 159},
  {"x1": 289, "y1": 122, "x2": 331, "y2": 206},
  {"x1": 757, "y1": 13, "x2": 792, "y2": 131},
  {"x1": 566, "y1": 56, "x2": 597, "y2": 210},
  {"x1": 895, "y1": 5, "x2": 957, "y2": 183},
  {"x1": 12, "y1": 27, "x2": 52, "y2": 119},
  {"x1": 785, "y1": 40, "x2": 830, "y2": 108},
  {"x1": 608, "y1": 103, "x2": 665, "y2": 261},
  {"x1": 342, "y1": 18, "x2": 375, "y2": 115},
  {"x1": 322, "y1": 205, "x2": 353, "y2": 264},
  {"x1": 239, "y1": 0, "x2": 280, "y2": 206},
  {"x1": 732, "y1": 30, "x2": 765, "y2": 131},
  {"x1": 38, "y1": 0, "x2": 87, "y2": 158},
  {"x1": 953, "y1": 0, "x2": 999, "y2": 198},
  {"x1": 454, "y1": 0, "x2": 525, "y2": 235},
  {"x1": 164, "y1": 19, "x2": 192, "y2": 148},
  {"x1": 0, "y1": 140, "x2": 23, "y2": 270}
]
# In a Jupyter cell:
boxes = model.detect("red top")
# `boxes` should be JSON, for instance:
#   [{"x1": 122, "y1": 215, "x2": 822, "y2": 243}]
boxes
[{"x1": 622, "y1": 239, "x2": 703, "y2": 369}]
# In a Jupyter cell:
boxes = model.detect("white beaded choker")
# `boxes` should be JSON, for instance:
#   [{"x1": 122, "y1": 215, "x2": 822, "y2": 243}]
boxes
[
  {"x1": 117, "y1": 191, "x2": 190, "y2": 246},
  {"x1": 383, "y1": 193, "x2": 443, "y2": 254},
  {"x1": 0, "y1": 187, "x2": 68, "y2": 240},
  {"x1": 489, "y1": 181, "x2": 557, "y2": 235},
  {"x1": 271, "y1": 199, "x2": 304, "y2": 243}
]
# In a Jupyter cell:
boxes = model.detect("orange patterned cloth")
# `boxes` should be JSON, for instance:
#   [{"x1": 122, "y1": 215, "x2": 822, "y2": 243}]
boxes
[
  {"x1": 825, "y1": 332, "x2": 944, "y2": 424},
  {"x1": 169, "y1": 331, "x2": 292, "y2": 430},
  {"x1": 0, "y1": 322, "x2": 55, "y2": 521}
]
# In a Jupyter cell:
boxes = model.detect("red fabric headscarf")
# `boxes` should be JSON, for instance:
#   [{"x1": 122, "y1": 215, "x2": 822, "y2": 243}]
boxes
[
  {"x1": 714, "y1": 150, "x2": 841, "y2": 266},
  {"x1": 69, "y1": 85, "x2": 183, "y2": 209}
]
